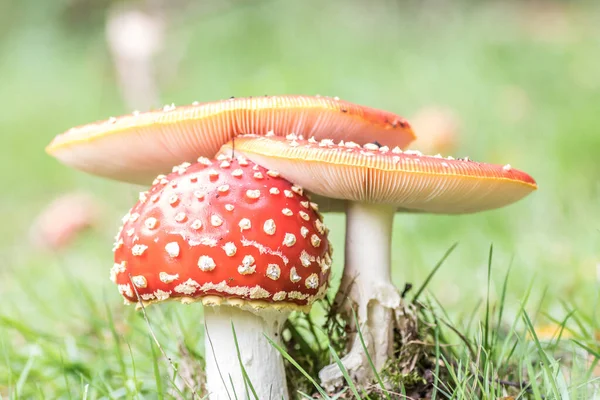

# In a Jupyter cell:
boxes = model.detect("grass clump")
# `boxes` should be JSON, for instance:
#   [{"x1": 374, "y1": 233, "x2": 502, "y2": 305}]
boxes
[{"x1": 279, "y1": 246, "x2": 600, "y2": 399}]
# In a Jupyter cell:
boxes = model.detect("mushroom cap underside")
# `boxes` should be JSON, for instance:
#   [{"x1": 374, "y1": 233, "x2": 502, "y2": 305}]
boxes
[
  {"x1": 217, "y1": 135, "x2": 538, "y2": 214},
  {"x1": 47, "y1": 95, "x2": 415, "y2": 185}
]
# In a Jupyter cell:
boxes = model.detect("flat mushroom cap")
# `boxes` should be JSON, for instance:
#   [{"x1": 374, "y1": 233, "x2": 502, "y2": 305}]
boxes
[
  {"x1": 46, "y1": 95, "x2": 414, "y2": 185},
  {"x1": 112, "y1": 156, "x2": 332, "y2": 312},
  {"x1": 218, "y1": 135, "x2": 538, "y2": 214}
]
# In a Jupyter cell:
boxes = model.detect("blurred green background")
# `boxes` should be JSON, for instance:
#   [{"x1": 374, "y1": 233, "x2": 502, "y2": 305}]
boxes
[{"x1": 0, "y1": 0, "x2": 598, "y2": 395}]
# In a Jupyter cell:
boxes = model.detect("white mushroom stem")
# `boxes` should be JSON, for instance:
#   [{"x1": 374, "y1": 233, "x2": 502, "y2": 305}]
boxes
[
  {"x1": 204, "y1": 305, "x2": 290, "y2": 400},
  {"x1": 319, "y1": 202, "x2": 400, "y2": 389}
]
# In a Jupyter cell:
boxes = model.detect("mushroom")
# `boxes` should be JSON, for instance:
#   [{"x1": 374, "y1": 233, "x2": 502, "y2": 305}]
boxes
[
  {"x1": 217, "y1": 134, "x2": 538, "y2": 387},
  {"x1": 46, "y1": 95, "x2": 415, "y2": 185},
  {"x1": 112, "y1": 155, "x2": 332, "y2": 399}
]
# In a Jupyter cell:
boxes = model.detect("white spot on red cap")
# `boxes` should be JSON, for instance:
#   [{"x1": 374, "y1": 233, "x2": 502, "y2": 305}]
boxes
[
  {"x1": 193, "y1": 191, "x2": 204, "y2": 200},
  {"x1": 239, "y1": 218, "x2": 251, "y2": 231},
  {"x1": 110, "y1": 261, "x2": 127, "y2": 283},
  {"x1": 198, "y1": 255, "x2": 216, "y2": 271},
  {"x1": 159, "y1": 272, "x2": 179, "y2": 283},
  {"x1": 172, "y1": 162, "x2": 191, "y2": 175},
  {"x1": 174, "y1": 279, "x2": 200, "y2": 295},
  {"x1": 220, "y1": 160, "x2": 231, "y2": 169},
  {"x1": 131, "y1": 275, "x2": 147, "y2": 288},
  {"x1": 175, "y1": 212, "x2": 187, "y2": 223},
  {"x1": 300, "y1": 250, "x2": 313, "y2": 268},
  {"x1": 273, "y1": 291, "x2": 286, "y2": 301},
  {"x1": 283, "y1": 233, "x2": 296, "y2": 247},
  {"x1": 238, "y1": 255, "x2": 256, "y2": 275},
  {"x1": 314, "y1": 220, "x2": 325, "y2": 235},
  {"x1": 266, "y1": 170, "x2": 279, "y2": 178},
  {"x1": 266, "y1": 264, "x2": 281, "y2": 280},
  {"x1": 282, "y1": 208, "x2": 293, "y2": 216},
  {"x1": 311, "y1": 234, "x2": 321, "y2": 247},
  {"x1": 249, "y1": 286, "x2": 270, "y2": 299},
  {"x1": 218, "y1": 185, "x2": 230, "y2": 193},
  {"x1": 152, "y1": 175, "x2": 165, "y2": 185},
  {"x1": 503, "y1": 164, "x2": 512, "y2": 171},
  {"x1": 223, "y1": 242, "x2": 237, "y2": 256},
  {"x1": 144, "y1": 217, "x2": 158, "y2": 229},
  {"x1": 225, "y1": 204, "x2": 235, "y2": 211},
  {"x1": 288, "y1": 291, "x2": 308, "y2": 300},
  {"x1": 168, "y1": 194, "x2": 179, "y2": 206},
  {"x1": 290, "y1": 267, "x2": 301, "y2": 283},
  {"x1": 232, "y1": 169, "x2": 243, "y2": 177},
  {"x1": 253, "y1": 172, "x2": 264, "y2": 180},
  {"x1": 208, "y1": 169, "x2": 219, "y2": 180},
  {"x1": 132, "y1": 244, "x2": 148, "y2": 256},
  {"x1": 270, "y1": 187, "x2": 280, "y2": 195},
  {"x1": 299, "y1": 211, "x2": 310, "y2": 221},
  {"x1": 284, "y1": 190, "x2": 293, "y2": 198},
  {"x1": 300, "y1": 227, "x2": 309, "y2": 238},
  {"x1": 305, "y1": 273, "x2": 319, "y2": 289},
  {"x1": 112, "y1": 237, "x2": 124, "y2": 252},
  {"x1": 211, "y1": 214, "x2": 223, "y2": 227},
  {"x1": 165, "y1": 242, "x2": 180, "y2": 258},
  {"x1": 191, "y1": 219, "x2": 202, "y2": 230},
  {"x1": 246, "y1": 189, "x2": 260, "y2": 199},
  {"x1": 118, "y1": 284, "x2": 133, "y2": 297},
  {"x1": 154, "y1": 289, "x2": 171, "y2": 300},
  {"x1": 263, "y1": 219, "x2": 276, "y2": 235}
]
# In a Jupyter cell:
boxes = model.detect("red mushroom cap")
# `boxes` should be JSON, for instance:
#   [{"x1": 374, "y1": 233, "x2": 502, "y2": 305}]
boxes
[{"x1": 112, "y1": 155, "x2": 332, "y2": 311}]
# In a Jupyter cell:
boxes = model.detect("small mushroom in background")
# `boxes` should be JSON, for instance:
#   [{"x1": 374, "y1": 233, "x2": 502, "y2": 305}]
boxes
[
  {"x1": 112, "y1": 155, "x2": 332, "y2": 399},
  {"x1": 30, "y1": 192, "x2": 102, "y2": 251},
  {"x1": 218, "y1": 134, "x2": 538, "y2": 388},
  {"x1": 105, "y1": 5, "x2": 165, "y2": 111},
  {"x1": 408, "y1": 106, "x2": 460, "y2": 155},
  {"x1": 45, "y1": 95, "x2": 415, "y2": 185}
]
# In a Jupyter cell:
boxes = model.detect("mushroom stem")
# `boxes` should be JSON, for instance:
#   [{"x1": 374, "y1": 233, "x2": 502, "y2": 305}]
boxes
[
  {"x1": 204, "y1": 305, "x2": 290, "y2": 400},
  {"x1": 319, "y1": 202, "x2": 400, "y2": 388}
]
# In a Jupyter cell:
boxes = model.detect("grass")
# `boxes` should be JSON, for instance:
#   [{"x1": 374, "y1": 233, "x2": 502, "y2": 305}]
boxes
[{"x1": 1, "y1": 0, "x2": 599, "y2": 398}]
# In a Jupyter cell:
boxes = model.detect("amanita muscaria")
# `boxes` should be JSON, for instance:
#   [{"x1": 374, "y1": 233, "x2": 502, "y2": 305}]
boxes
[
  {"x1": 112, "y1": 155, "x2": 332, "y2": 399},
  {"x1": 218, "y1": 134, "x2": 538, "y2": 388},
  {"x1": 46, "y1": 95, "x2": 415, "y2": 185}
]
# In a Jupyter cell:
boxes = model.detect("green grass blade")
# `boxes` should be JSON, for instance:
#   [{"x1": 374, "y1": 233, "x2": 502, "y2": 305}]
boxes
[
  {"x1": 412, "y1": 242, "x2": 458, "y2": 303},
  {"x1": 571, "y1": 339, "x2": 600, "y2": 359},
  {"x1": 326, "y1": 343, "x2": 361, "y2": 399},
  {"x1": 351, "y1": 309, "x2": 390, "y2": 400},
  {"x1": 149, "y1": 336, "x2": 164, "y2": 400},
  {"x1": 484, "y1": 244, "x2": 493, "y2": 356},
  {"x1": 264, "y1": 335, "x2": 329, "y2": 399},
  {"x1": 231, "y1": 322, "x2": 259, "y2": 400},
  {"x1": 205, "y1": 321, "x2": 232, "y2": 400}
]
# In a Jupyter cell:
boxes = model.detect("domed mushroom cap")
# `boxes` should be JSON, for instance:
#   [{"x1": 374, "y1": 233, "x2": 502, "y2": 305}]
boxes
[
  {"x1": 218, "y1": 135, "x2": 538, "y2": 214},
  {"x1": 112, "y1": 156, "x2": 332, "y2": 311},
  {"x1": 46, "y1": 95, "x2": 414, "y2": 185}
]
